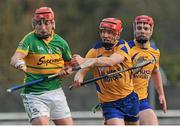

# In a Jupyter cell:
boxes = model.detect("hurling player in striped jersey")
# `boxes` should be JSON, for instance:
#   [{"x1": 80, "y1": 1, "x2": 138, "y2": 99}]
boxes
[{"x1": 10, "y1": 7, "x2": 75, "y2": 125}]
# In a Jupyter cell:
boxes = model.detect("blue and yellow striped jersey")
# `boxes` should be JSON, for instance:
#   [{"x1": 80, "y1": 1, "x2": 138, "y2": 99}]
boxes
[
  {"x1": 128, "y1": 40, "x2": 160, "y2": 100},
  {"x1": 85, "y1": 39, "x2": 133, "y2": 103}
]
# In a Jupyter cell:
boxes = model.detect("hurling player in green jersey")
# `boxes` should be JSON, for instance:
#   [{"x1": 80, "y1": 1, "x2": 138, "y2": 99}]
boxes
[{"x1": 10, "y1": 7, "x2": 75, "y2": 125}]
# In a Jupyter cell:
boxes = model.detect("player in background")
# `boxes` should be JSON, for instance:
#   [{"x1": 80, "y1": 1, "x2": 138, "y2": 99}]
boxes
[
  {"x1": 128, "y1": 15, "x2": 167, "y2": 125},
  {"x1": 71, "y1": 18, "x2": 139, "y2": 125},
  {"x1": 10, "y1": 7, "x2": 75, "y2": 125}
]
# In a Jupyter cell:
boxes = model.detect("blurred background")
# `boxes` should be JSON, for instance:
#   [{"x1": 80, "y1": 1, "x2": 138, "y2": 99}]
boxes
[{"x1": 0, "y1": 0, "x2": 180, "y2": 125}]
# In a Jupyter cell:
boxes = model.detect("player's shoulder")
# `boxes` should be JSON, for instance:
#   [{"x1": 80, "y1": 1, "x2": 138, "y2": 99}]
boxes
[
  {"x1": 118, "y1": 39, "x2": 126, "y2": 45},
  {"x1": 114, "y1": 39, "x2": 127, "y2": 48},
  {"x1": 148, "y1": 41, "x2": 160, "y2": 56},
  {"x1": 20, "y1": 31, "x2": 36, "y2": 44},
  {"x1": 53, "y1": 33, "x2": 69, "y2": 47},
  {"x1": 108, "y1": 39, "x2": 129, "y2": 56},
  {"x1": 150, "y1": 41, "x2": 159, "y2": 51},
  {"x1": 23, "y1": 31, "x2": 34, "y2": 39},
  {"x1": 53, "y1": 34, "x2": 66, "y2": 42},
  {"x1": 127, "y1": 40, "x2": 136, "y2": 49},
  {"x1": 92, "y1": 41, "x2": 104, "y2": 49}
]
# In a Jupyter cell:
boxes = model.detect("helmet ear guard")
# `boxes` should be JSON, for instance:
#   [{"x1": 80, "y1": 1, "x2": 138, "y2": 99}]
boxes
[
  {"x1": 32, "y1": 18, "x2": 36, "y2": 29},
  {"x1": 51, "y1": 20, "x2": 55, "y2": 29}
]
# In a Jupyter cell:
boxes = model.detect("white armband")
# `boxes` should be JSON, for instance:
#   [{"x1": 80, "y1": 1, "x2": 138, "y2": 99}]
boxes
[{"x1": 14, "y1": 59, "x2": 26, "y2": 69}]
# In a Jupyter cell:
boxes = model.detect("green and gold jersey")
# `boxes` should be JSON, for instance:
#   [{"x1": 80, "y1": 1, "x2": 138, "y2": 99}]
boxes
[
  {"x1": 128, "y1": 40, "x2": 160, "y2": 100},
  {"x1": 16, "y1": 31, "x2": 72, "y2": 94},
  {"x1": 85, "y1": 39, "x2": 133, "y2": 103}
]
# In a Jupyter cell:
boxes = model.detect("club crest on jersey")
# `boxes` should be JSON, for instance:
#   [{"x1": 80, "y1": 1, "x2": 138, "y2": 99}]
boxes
[{"x1": 37, "y1": 46, "x2": 44, "y2": 51}]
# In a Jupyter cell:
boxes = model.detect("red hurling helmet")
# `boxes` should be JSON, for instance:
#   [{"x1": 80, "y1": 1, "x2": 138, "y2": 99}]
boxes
[
  {"x1": 99, "y1": 18, "x2": 123, "y2": 34},
  {"x1": 33, "y1": 7, "x2": 54, "y2": 21},
  {"x1": 135, "y1": 15, "x2": 154, "y2": 28}
]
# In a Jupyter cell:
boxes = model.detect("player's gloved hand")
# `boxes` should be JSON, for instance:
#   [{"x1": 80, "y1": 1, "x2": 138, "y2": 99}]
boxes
[{"x1": 14, "y1": 59, "x2": 27, "y2": 72}]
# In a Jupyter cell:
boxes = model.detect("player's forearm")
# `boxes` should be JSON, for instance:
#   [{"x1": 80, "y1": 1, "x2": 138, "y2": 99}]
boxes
[
  {"x1": 151, "y1": 69, "x2": 165, "y2": 96},
  {"x1": 82, "y1": 57, "x2": 116, "y2": 67},
  {"x1": 94, "y1": 53, "x2": 125, "y2": 67},
  {"x1": 155, "y1": 80, "x2": 165, "y2": 97},
  {"x1": 94, "y1": 57, "x2": 116, "y2": 66},
  {"x1": 79, "y1": 53, "x2": 124, "y2": 68},
  {"x1": 152, "y1": 69, "x2": 167, "y2": 113}
]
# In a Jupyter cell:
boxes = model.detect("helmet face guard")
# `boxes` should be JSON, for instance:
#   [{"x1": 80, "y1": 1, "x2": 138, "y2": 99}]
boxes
[
  {"x1": 134, "y1": 15, "x2": 154, "y2": 44},
  {"x1": 32, "y1": 7, "x2": 55, "y2": 39},
  {"x1": 99, "y1": 18, "x2": 123, "y2": 49},
  {"x1": 32, "y1": 7, "x2": 55, "y2": 28}
]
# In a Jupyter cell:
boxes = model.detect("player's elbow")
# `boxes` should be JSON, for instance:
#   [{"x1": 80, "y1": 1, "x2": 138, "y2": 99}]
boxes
[
  {"x1": 10, "y1": 56, "x2": 19, "y2": 67},
  {"x1": 10, "y1": 57, "x2": 15, "y2": 67}
]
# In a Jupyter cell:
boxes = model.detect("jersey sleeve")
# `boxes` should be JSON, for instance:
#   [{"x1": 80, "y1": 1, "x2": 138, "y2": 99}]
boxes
[
  {"x1": 116, "y1": 43, "x2": 131, "y2": 62},
  {"x1": 15, "y1": 34, "x2": 30, "y2": 56},
  {"x1": 85, "y1": 48, "x2": 96, "y2": 58},
  {"x1": 62, "y1": 40, "x2": 72, "y2": 61},
  {"x1": 154, "y1": 49, "x2": 160, "y2": 69}
]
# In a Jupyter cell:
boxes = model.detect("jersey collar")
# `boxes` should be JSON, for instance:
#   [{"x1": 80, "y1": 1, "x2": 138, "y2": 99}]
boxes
[{"x1": 42, "y1": 31, "x2": 54, "y2": 44}]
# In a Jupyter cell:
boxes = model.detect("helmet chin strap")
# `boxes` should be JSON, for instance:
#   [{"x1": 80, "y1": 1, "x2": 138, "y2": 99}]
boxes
[{"x1": 34, "y1": 19, "x2": 54, "y2": 39}]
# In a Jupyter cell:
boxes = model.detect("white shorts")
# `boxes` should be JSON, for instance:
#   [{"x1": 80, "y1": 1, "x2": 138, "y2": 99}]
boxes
[{"x1": 21, "y1": 88, "x2": 71, "y2": 121}]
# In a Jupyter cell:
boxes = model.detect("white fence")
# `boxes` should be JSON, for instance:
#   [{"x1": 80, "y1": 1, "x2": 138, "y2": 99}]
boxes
[{"x1": 0, "y1": 110, "x2": 180, "y2": 125}]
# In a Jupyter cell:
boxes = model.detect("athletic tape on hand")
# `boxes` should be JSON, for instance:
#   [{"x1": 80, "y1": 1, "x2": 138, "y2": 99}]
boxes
[{"x1": 14, "y1": 60, "x2": 25, "y2": 69}]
